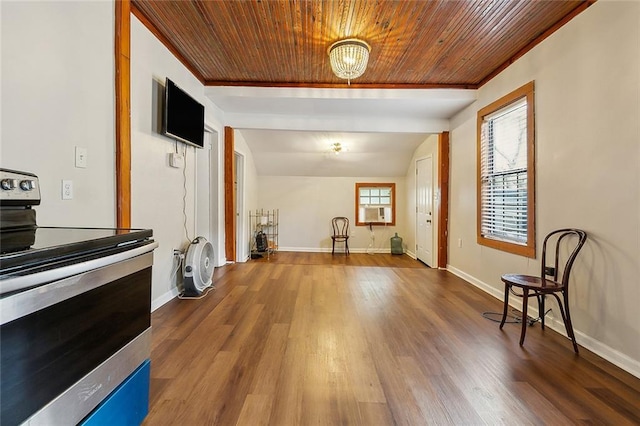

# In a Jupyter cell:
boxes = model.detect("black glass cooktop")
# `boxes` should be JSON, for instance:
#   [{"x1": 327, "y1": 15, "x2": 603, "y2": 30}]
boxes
[{"x1": 0, "y1": 227, "x2": 153, "y2": 272}]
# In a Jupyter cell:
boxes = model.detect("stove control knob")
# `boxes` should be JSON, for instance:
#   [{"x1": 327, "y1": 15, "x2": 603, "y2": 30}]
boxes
[
  {"x1": 1, "y1": 178, "x2": 16, "y2": 190},
  {"x1": 20, "y1": 180, "x2": 36, "y2": 191}
]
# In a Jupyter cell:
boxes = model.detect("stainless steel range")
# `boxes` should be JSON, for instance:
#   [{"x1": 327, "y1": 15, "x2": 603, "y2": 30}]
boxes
[{"x1": 0, "y1": 168, "x2": 158, "y2": 426}]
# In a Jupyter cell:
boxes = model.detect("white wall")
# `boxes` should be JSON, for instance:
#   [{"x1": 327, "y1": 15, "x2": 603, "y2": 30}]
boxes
[
  {"x1": 257, "y1": 176, "x2": 406, "y2": 253},
  {"x1": 1, "y1": 1, "x2": 115, "y2": 227},
  {"x1": 404, "y1": 135, "x2": 439, "y2": 260},
  {"x1": 130, "y1": 15, "x2": 229, "y2": 308},
  {"x1": 0, "y1": 2, "x2": 254, "y2": 311},
  {"x1": 448, "y1": 0, "x2": 640, "y2": 376}
]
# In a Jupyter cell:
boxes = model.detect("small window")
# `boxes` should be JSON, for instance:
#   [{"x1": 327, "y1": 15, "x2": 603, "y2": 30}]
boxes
[
  {"x1": 355, "y1": 183, "x2": 396, "y2": 226},
  {"x1": 477, "y1": 81, "x2": 535, "y2": 257}
]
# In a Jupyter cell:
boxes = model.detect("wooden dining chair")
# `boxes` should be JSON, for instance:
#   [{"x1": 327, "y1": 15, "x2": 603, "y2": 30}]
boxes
[
  {"x1": 500, "y1": 228, "x2": 587, "y2": 353},
  {"x1": 331, "y1": 217, "x2": 350, "y2": 255}
]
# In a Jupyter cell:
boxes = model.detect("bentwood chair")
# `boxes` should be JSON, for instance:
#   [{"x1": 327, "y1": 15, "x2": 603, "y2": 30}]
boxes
[
  {"x1": 331, "y1": 217, "x2": 350, "y2": 255},
  {"x1": 500, "y1": 228, "x2": 587, "y2": 353}
]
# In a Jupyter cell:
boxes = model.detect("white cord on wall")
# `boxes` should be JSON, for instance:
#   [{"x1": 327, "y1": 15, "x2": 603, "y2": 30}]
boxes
[
  {"x1": 366, "y1": 223, "x2": 375, "y2": 255},
  {"x1": 366, "y1": 222, "x2": 392, "y2": 255},
  {"x1": 169, "y1": 251, "x2": 184, "y2": 283},
  {"x1": 181, "y1": 143, "x2": 193, "y2": 243}
]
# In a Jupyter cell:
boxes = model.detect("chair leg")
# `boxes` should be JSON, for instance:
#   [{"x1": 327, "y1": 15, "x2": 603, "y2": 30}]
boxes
[
  {"x1": 538, "y1": 294, "x2": 546, "y2": 330},
  {"x1": 520, "y1": 288, "x2": 529, "y2": 346},
  {"x1": 332, "y1": 239, "x2": 335, "y2": 255},
  {"x1": 499, "y1": 284, "x2": 510, "y2": 329},
  {"x1": 562, "y1": 291, "x2": 579, "y2": 354},
  {"x1": 345, "y1": 239, "x2": 349, "y2": 255}
]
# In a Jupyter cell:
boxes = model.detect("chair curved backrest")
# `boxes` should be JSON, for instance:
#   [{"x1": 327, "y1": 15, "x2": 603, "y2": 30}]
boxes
[
  {"x1": 540, "y1": 228, "x2": 587, "y2": 288},
  {"x1": 332, "y1": 217, "x2": 349, "y2": 238}
]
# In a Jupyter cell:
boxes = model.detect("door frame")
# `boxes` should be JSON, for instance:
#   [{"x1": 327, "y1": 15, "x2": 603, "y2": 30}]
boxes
[
  {"x1": 224, "y1": 126, "x2": 235, "y2": 262},
  {"x1": 437, "y1": 132, "x2": 449, "y2": 268},
  {"x1": 414, "y1": 132, "x2": 449, "y2": 269},
  {"x1": 234, "y1": 152, "x2": 246, "y2": 262}
]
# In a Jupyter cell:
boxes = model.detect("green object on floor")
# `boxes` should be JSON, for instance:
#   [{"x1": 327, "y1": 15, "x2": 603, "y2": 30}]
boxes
[{"x1": 391, "y1": 233, "x2": 403, "y2": 255}]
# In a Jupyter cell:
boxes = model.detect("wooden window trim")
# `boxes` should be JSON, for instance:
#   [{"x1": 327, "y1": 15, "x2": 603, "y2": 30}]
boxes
[
  {"x1": 355, "y1": 182, "x2": 396, "y2": 226},
  {"x1": 476, "y1": 81, "x2": 536, "y2": 258}
]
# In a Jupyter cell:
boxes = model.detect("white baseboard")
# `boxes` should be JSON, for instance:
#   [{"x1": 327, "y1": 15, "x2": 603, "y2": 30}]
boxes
[
  {"x1": 447, "y1": 265, "x2": 505, "y2": 300},
  {"x1": 277, "y1": 247, "x2": 331, "y2": 253},
  {"x1": 446, "y1": 265, "x2": 640, "y2": 379},
  {"x1": 278, "y1": 247, "x2": 392, "y2": 254},
  {"x1": 151, "y1": 287, "x2": 179, "y2": 312}
]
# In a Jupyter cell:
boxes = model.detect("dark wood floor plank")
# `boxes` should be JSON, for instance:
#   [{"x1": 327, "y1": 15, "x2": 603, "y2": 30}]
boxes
[{"x1": 143, "y1": 252, "x2": 640, "y2": 425}]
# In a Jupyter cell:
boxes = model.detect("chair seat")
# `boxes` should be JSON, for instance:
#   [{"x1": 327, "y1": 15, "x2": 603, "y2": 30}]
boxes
[{"x1": 501, "y1": 274, "x2": 563, "y2": 291}]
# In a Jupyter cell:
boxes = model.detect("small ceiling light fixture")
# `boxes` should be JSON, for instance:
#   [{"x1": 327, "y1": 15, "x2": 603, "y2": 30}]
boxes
[
  {"x1": 331, "y1": 142, "x2": 343, "y2": 155},
  {"x1": 328, "y1": 38, "x2": 371, "y2": 85}
]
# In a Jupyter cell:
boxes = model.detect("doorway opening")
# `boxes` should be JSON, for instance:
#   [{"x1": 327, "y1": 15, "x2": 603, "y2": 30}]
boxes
[{"x1": 235, "y1": 152, "x2": 245, "y2": 262}]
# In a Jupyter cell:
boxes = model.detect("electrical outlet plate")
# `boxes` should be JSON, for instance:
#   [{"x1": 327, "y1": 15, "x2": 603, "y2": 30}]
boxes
[{"x1": 62, "y1": 180, "x2": 73, "y2": 200}]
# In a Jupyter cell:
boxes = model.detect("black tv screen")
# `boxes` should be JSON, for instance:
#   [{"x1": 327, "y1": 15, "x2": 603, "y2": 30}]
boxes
[{"x1": 162, "y1": 78, "x2": 205, "y2": 148}]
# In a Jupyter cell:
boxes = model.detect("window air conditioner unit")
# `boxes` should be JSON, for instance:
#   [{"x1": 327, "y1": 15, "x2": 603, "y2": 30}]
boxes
[{"x1": 364, "y1": 207, "x2": 385, "y2": 223}]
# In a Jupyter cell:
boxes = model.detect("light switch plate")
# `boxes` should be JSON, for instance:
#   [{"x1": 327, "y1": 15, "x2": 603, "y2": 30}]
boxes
[{"x1": 75, "y1": 147, "x2": 87, "y2": 168}]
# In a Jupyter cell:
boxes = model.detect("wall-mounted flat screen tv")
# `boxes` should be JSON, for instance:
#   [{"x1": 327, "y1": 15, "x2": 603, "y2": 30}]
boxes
[{"x1": 162, "y1": 78, "x2": 205, "y2": 148}]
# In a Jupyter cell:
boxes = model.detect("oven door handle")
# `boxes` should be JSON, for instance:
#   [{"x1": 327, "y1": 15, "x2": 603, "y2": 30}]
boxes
[{"x1": 0, "y1": 241, "x2": 158, "y2": 297}]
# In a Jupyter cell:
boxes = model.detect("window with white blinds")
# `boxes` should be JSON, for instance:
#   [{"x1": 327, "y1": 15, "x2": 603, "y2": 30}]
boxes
[{"x1": 477, "y1": 82, "x2": 535, "y2": 258}]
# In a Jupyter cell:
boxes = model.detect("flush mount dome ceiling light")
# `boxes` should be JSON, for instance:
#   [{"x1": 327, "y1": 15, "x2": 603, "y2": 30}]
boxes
[{"x1": 328, "y1": 38, "x2": 371, "y2": 84}]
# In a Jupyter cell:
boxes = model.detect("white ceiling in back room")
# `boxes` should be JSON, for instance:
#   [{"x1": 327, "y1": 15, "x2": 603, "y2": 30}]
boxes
[{"x1": 238, "y1": 129, "x2": 429, "y2": 177}]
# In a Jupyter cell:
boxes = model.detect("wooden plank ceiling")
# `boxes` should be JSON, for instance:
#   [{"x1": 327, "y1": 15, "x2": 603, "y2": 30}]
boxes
[{"x1": 131, "y1": 0, "x2": 593, "y2": 88}]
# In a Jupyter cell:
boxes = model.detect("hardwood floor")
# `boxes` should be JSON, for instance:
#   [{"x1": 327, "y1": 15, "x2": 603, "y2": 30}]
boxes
[{"x1": 144, "y1": 253, "x2": 640, "y2": 425}]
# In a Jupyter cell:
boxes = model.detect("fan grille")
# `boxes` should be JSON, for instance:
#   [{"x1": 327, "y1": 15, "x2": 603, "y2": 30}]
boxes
[
  {"x1": 197, "y1": 243, "x2": 214, "y2": 289},
  {"x1": 185, "y1": 237, "x2": 215, "y2": 293}
]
